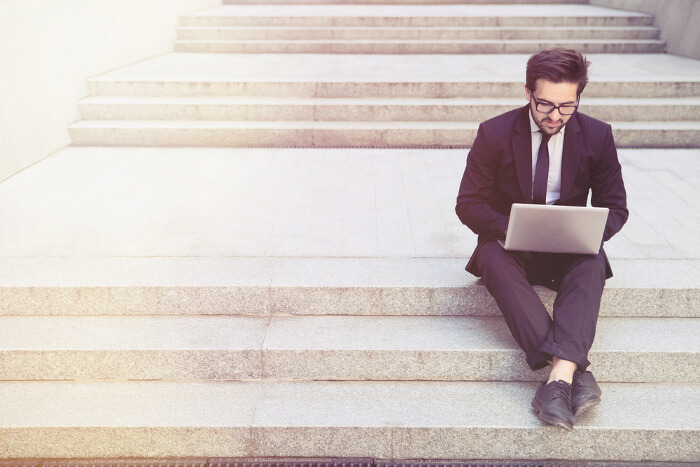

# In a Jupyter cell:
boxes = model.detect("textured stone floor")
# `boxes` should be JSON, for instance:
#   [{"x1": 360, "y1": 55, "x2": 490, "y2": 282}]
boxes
[
  {"x1": 2, "y1": 147, "x2": 697, "y2": 260},
  {"x1": 86, "y1": 52, "x2": 700, "y2": 84}
]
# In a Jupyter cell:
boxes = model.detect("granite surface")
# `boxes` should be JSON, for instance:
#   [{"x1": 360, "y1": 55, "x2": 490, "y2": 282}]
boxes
[
  {"x1": 77, "y1": 96, "x2": 700, "y2": 122},
  {"x1": 0, "y1": 315, "x2": 696, "y2": 382},
  {"x1": 2, "y1": 381, "x2": 696, "y2": 460}
]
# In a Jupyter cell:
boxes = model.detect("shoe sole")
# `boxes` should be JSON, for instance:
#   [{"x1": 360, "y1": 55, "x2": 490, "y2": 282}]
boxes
[
  {"x1": 531, "y1": 400, "x2": 574, "y2": 431},
  {"x1": 572, "y1": 396, "x2": 601, "y2": 416}
]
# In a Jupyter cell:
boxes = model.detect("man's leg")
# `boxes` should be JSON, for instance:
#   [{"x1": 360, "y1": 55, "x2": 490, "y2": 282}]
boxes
[
  {"x1": 539, "y1": 251, "x2": 607, "y2": 418},
  {"x1": 548, "y1": 356, "x2": 577, "y2": 384},
  {"x1": 539, "y1": 251, "x2": 607, "y2": 374},
  {"x1": 475, "y1": 242, "x2": 579, "y2": 431},
  {"x1": 474, "y1": 240, "x2": 553, "y2": 371}
]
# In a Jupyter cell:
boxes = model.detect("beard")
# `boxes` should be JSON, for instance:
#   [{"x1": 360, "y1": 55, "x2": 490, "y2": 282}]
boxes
[{"x1": 531, "y1": 103, "x2": 568, "y2": 135}]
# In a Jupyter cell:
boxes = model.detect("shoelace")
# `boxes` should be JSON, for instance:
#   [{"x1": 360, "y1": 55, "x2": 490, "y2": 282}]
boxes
[
  {"x1": 573, "y1": 371, "x2": 588, "y2": 389},
  {"x1": 553, "y1": 381, "x2": 572, "y2": 406}
]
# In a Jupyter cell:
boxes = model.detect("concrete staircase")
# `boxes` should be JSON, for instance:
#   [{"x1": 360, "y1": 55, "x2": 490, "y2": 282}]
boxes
[
  {"x1": 69, "y1": 4, "x2": 700, "y2": 150},
  {"x1": 0, "y1": 255, "x2": 698, "y2": 460},
  {"x1": 69, "y1": 52, "x2": 700, "y2": 148},
  {"x1": 3, "y1": 0, "x2": 700, "y2": 463},
  {"x1": 173, "y1": 4, "x2": 665, "y2": 54}
]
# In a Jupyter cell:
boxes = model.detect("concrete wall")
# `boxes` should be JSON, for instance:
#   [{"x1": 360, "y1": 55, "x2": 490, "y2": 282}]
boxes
[
  {"x1": 590, "y1": 0, "x2": 700, "y2": 60},
  {"x1": 0, "y1": 0, "x2": 221, "y2": 182}
]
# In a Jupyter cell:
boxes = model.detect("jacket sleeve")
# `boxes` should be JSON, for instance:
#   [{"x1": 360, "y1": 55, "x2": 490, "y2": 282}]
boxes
[
  {"x1": 455, "y1": 123, "x2": 509, "y2": 240},
  {"x1": 590, "y1": 124, "x2": 629, "y2": 242}
]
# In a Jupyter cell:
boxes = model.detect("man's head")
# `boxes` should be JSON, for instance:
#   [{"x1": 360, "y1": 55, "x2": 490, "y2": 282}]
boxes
[{"x1": 525, "y1": 48, "x2": 590, "y2": 135}]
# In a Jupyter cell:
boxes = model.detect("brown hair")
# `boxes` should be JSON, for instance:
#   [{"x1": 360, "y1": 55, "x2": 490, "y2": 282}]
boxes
[{"x1": 526, "y1": 48, "x2": 590, "y2": 96}]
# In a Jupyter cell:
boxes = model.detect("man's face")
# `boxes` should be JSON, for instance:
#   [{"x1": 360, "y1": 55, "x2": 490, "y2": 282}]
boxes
[{"x1": 525, "y1": 79, "x2": 579, "y2": 136}]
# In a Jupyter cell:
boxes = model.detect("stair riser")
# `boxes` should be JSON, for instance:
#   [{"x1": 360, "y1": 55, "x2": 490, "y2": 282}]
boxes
[
  {"x1": 86, "y1": 81, "x2": 700, "y2": 98},
  {"x1": 78, "y1": 103, "x2": 700, "y2": 122},
  {"x1": 180, "y1": 17, "x2": 654, "y2": 27},
  {"x1": 176, "y1": 27, "x2": 660, "y2": 41},
  {"x1": 69, "y1": 127, "x2": 700, "y2": 148},
  {"x1": 1, "y1": 349, "x2": 694, "y2": 383},
  {"x1": 265, "y1": 351, "x2": 697, "y2": 383},
  {"x1": 387, "y1": 429, "x2": 698, "y2": 463},
  {"x1": 0, "y1": 427, "x2": 250, "y2": 459},
  {"x1": 2, "y1": 286, "x2": 697, "y2": 317},
  {"x1": 0, "y1": 426, "x2": 695, "y2": 461},
  {"x1": 173, "y1": 41, "x2": 665, "y2": 54}
]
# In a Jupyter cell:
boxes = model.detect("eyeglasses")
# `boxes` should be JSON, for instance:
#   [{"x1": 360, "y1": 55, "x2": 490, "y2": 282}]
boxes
[{"x1": 530, "y1": 92, "x2": 579, "y2": 115}]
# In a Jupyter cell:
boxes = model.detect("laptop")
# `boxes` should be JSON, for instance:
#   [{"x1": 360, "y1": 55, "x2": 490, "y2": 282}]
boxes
[{"x1": 499, "y1": 203, "x2": 609, "y2": 255}]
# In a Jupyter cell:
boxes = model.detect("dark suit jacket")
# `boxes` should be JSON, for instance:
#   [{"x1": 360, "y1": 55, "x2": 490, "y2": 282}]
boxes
[{"x1": 456, "y1": 105, "x2": 628, "y2": 279}]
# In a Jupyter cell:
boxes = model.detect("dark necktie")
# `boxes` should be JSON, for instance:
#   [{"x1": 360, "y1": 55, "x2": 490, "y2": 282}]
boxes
[{"x1": 533, "y1": 132, "x2": 552, "y2": 204}]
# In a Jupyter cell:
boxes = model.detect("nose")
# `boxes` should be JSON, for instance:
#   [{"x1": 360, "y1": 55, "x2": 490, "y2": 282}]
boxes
[{"x1": 548, "y1": 107, "x2": 563, "y2": 119}]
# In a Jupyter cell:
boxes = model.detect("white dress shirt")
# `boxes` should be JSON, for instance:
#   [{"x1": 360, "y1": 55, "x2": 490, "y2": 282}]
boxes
[{"x1": 529, "y1": 109, "x2": 564, "y2": 205}]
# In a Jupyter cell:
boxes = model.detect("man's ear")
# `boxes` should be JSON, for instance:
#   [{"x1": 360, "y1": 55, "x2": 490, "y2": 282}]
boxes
[{"x1": 524, "y1": 85, "x2": 531, "y2": 102}]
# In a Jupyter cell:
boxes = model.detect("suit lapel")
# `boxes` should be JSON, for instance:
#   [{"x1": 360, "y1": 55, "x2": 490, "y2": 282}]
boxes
[
  {"x1": 560, "y1": 113, "x2": 582, "y2": 203},
  {"x1": 512, "y1": 106, "x2": 534, "y2": 202}
]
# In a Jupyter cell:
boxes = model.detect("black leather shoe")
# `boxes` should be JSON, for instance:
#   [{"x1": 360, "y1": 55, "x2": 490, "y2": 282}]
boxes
[
  {"x1": 531, "y1": 380, "x2": 574, "y2": 431},
  {"x1": 572, "y1": 370, "x2": 602, "y2": 416}
]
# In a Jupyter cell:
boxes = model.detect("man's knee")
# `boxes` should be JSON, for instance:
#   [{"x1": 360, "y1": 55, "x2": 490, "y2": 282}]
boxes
[
  {"x1": 559, "y1": 252, "x2": 607, "y2": 290},
  {"x1": 476, "y1": 241, "x2": 522, "y2": 273},
  {"x1": 568, "y1": 252, "x2": 606, "y2": 276},
  {"x1": 476, "y1": 241, "x2": 534, "y2": 290}
]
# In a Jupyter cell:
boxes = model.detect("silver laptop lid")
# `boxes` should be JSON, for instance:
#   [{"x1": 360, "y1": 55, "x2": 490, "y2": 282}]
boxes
[{"x1": 503, "y1": 204, "x2": 609, "y2": 255}]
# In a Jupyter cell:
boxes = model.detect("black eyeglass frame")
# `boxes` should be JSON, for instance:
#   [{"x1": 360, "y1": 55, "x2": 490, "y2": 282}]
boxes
[{"x1": 529, "y1": 91, "x2": 580, "y2": 116}]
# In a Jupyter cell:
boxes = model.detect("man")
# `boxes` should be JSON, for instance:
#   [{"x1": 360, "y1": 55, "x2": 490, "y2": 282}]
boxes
[{"x1": 455, "y1": 48, "x2": 628, "y2": 430}]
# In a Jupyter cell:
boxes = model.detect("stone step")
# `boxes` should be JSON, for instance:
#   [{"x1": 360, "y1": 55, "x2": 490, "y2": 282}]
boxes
[
  {"x1": 173, "y1": 39, "x2": 666, "y2": 54},
  {"x1": 77, "y1": 97, "x2": 700, "y2": 122},
  {"x1": 87, "y1": 78, "x2": 700, "y2": 99},
  {"x1": 0, "y1": 380, "x2": 697, "y2": 460},
  {"x1": 177, "y1": 25, "x2": 660, "y2": 41},
  {"x1": 0, "y1": 257, "x2": 696, "y2": 318},
  {"x1": 0, "y1": 315, "x2": 697, "y2": 382},
  {"x1": 3, "y1": 146, "x2": 695, "y2": 260},
  {"x1": 68, "y1": 119, "x2": 700, "y2": 148},
  {"x1": 223, "y1": 0, "x2": 590, "y2": 4},
  {"x1": 83, "y1": 53, "x2": 700, "y2": 99},
  {"x1": 180, "y1": 5, "x2": 655, "y2": 27}
]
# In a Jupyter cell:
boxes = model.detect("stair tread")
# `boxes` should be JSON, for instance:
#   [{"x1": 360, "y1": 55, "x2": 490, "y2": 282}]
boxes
[
  {"x1": 1, "y1": 380, "x2": 696, "y2": 428},
  {"x1": 2, "y1": 145, "x2": 697, "y2": 268},
  {"x1": 0, "y1": 256, "x2": 697, "y2": 290},
  {"x1": 183, "y1": 4, "x2": 652, "y2": 18},
  {"x1": 177, "y1": 25, "x2": 660, "y2": 30},
  {"x1": 84, "y1": 53, "x2": 700, "y2": 84},
  {"x1": 220, "y1": 0, "x2": 592, "y2": 3},
  {"x1": 175, "y1": 39, "x2": 666, "y2": 43},
  {"x1": 1, "y1": 380, "x2": 697, "y2": 459},
  {"x1": 0, "y1": 380, "x2": 697, "y2": 460},
  {"x1": 70, "y1": 120, "x2": 476, "y2": 128}
]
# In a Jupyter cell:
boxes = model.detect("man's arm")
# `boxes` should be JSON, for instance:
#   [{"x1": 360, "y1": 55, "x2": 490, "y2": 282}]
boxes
[
  {"x1": 456, "y1": 123, "x2": 509, "y2": 240},
  {"x1": 591, "y1": 124, "x2": 628, "y2": 242}
]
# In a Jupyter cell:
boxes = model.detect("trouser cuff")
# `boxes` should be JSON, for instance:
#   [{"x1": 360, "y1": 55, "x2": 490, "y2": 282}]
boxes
[
  {"x1": 539, "y1": 341, "x2": 591, "y2": 372},
  {"x1": 526, "y1": 351, "x2": 552, "y2": 372}
]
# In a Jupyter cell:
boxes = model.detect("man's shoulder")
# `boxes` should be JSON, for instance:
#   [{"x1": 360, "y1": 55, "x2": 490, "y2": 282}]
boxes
[{"x1": 477, "y1": 106, "x2": 528, "y2": 142}]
